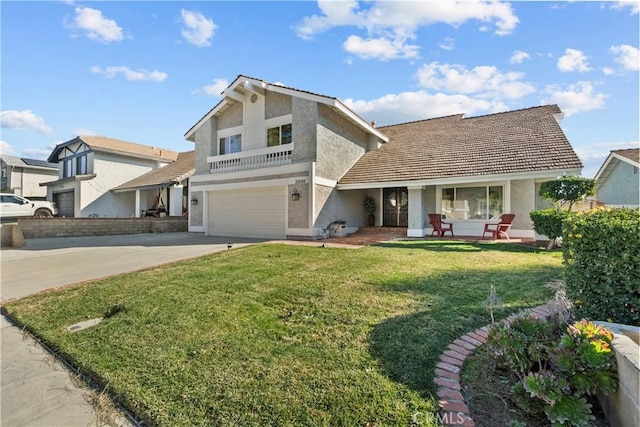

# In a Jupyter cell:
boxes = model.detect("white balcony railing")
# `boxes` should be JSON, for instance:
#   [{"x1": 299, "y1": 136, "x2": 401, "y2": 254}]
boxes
[{"x1": 206, "y1": 143, "x2": 294, "y2": 174}]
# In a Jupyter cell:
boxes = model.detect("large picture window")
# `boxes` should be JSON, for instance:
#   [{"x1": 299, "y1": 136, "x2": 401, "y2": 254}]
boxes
[
  {"x1": 219, "y1": 134, "x2": 241, "y2": 155},
  {"x1": 267, "y1": 123, "x2": 292, "y2": 147},
  {"x1": 441, "y1": 186, "x2": 503, "y2": 220}
]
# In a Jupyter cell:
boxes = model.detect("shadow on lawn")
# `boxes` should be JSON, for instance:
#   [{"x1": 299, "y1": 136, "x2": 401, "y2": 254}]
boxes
[
  {"x1": 367, "y1": 264, "x2": 560, "y2": 397},
  {"x1": 374, "y1": 240, "x2": 545, "y2": 254}
]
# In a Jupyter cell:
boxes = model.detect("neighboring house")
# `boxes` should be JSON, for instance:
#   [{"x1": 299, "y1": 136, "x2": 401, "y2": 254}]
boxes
[
  {"x1": 43, "y1": 136, "x2": 179, "y2": 217},
  {"x1": 186, "y1": 75, "x2": 583, "y2": 239},
  {"x1": 0, "y1": 155, "x2": 59, "y2": 200},
  {"x1": 112, "y1": 151, "x2": 195, "y2": 217},
  {"x1": 594, "y1": 148, "x2": 640, "y2": 208}
]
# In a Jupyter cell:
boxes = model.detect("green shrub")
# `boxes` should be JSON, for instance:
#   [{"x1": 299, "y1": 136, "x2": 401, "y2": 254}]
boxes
[
  {"x1": 563, "y1": 208, "x2": 640, "y2": 325},
  {"x1": 488, "y1": 317, "x2": 618, "y2": 427},
  {"x1": 539, "y1": 176, "x2": 595, "y2": 211},
  {"x1": 530, "y1": 209, "x2": 573, "y2": 241}
]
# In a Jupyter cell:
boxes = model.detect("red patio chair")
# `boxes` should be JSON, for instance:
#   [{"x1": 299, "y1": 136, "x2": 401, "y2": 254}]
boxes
[
  {"x1": 428, "y1": 213, "x2": 454, "y2": 238},
  {"x1": 482, "y1": 213, "x2": 516, "y2": 240}
]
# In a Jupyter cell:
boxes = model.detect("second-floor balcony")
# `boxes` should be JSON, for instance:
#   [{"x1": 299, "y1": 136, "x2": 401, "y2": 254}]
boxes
[{"x1": 207, "y1": 143, "x2": 294, "y2": 174}]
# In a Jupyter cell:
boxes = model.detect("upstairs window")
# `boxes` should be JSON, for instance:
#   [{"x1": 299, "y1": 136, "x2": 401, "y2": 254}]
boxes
[
  {"x1": 267, "y1": 124, "x2": 292, "y2": 147},
  {"x1": 76, "y1": 155, "x2": 87, "y2": 175},
  {"x1": 63, "y1": 159, "x2": 73, "y2": 178},
  {"x1": 219, "y1": 134, "x2": 241, "y2": 155}
]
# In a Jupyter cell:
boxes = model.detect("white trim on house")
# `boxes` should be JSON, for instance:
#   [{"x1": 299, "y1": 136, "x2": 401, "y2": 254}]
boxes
[
  {"x1": 190, "y1": 162, "x2": 311, "y2": 187},
  {"x1": 315, "y1": 176, "x2": 337, "y2": 188},
  {"x1": 337, "y1": 168, "x2": 582, "y2": 190},
  {"x1": 594, "y1": 151, "x2": 640, "y2": 182}
]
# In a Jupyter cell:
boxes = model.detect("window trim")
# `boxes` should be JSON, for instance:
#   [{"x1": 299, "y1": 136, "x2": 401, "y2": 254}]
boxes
[{"x1": 267, "y1": 123, "x2": 292, "y2": 147}]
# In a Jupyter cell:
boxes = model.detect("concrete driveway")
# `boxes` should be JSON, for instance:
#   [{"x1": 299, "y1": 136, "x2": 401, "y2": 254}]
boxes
[{"x1": 1, "y1": 232, "x2": 263, "y2": 426}]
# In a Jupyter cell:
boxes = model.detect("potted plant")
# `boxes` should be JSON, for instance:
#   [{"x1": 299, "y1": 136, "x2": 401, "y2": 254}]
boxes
[{"x1": 364, "y1": 196, "x2": 376, "y2": 226}]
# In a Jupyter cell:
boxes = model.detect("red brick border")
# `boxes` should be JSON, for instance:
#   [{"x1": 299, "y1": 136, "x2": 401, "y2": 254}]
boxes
[{"x1": 434, "y1": 304, "x2": 552, "y2": 426}]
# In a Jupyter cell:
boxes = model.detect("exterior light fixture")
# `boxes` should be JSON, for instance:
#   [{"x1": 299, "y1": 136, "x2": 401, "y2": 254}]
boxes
[
  {"x1": 191, "y1": 195, "x2": 198, "y2": 205},
  {"x1": 291, "y1": 188, "x2": 300, "y2": 201}
]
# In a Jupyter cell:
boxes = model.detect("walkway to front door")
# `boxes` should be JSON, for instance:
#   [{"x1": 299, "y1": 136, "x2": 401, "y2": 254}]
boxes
[{"x1": 383, "y1": 187, "x2": 408, "y2": 227}]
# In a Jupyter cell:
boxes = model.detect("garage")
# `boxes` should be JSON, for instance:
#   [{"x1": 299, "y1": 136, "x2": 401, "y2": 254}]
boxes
[
  {"x1": 208, "y1": 186, "x2": 286, "y2": 239},
  {"x1": 53, "y1": 191, "x2": 74, "y2": 217}
]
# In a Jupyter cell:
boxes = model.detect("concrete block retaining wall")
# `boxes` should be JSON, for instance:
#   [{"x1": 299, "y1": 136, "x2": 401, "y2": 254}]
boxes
[{"x1": 15, "y1": 217, "x2": 188, "y2": 241}]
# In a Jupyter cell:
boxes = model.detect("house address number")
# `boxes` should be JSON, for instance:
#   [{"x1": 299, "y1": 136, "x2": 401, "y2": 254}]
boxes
[{"x1": 295, "y1": 179, "x2": 306, "y2": 184}]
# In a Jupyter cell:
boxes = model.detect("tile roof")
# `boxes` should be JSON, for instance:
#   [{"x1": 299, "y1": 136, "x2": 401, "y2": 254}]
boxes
[
  {"x1": 48, "y1": 136, "x2": 179, "y2": 163},
  {"x1": 339, "y1": 105, "x2": 583, "y2": 185},
  {"x1": 613, "y1": 148, "x2": 639, "y2": 164},
  {"x1": 112, "y1": 151, "x2": 195, "y2": 192}
]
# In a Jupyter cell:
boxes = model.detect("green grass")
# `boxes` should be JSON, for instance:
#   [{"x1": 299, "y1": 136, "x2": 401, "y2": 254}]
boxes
[{"x1": 2, "y1": 241, "x2": 562, "y2": 426}]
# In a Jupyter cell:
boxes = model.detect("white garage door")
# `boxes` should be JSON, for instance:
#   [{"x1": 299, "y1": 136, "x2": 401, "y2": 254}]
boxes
[{"x1": 208, "y1": 186, "x2": 286, "y2": 239}]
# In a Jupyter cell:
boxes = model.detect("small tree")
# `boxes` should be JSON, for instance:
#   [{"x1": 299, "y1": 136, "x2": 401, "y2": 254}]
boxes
[
  {"x1": 531, "y1": 176, "x2": 595, "y2": 249},
  {"x1": 538, "y1": 176, "x2": 595, "y2": 211}
]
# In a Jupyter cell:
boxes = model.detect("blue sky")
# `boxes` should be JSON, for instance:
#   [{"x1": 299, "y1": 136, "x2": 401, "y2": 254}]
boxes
[{"x1": 1, "y1": 0, "x2": 638, "y2": 178}]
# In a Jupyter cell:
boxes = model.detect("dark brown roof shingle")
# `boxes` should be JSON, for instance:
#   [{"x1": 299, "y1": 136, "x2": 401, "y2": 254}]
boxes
[{"x1": 339, "y1": 105, "x2": 583, "y2": 184}]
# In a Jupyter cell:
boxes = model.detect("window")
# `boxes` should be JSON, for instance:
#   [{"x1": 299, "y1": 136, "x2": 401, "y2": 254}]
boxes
[
  {"x1": 76, "y1": 155, "x2": 87, "y2": 175},
  {"x1": 63, "y1": 159, "x2": 73, "y2": 178},
  {"x1": 267, "y1": 123, "x2": 292, "y2": 147},
  {"x1": 219, "y1": 134, "x2": 241, "y2": 155},
  {"x1": 441, "y1": 186, "x2": 503, "y2": 220}
]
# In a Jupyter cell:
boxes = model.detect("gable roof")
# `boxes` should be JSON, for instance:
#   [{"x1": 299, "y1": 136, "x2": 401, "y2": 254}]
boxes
[
  {"x1": 48, "y1": 135, "x2": 179, "y2": 163},
  {"x1": 111, "y1": 151, "x2": 195, "y2": 192},
  {"x1": 594, "y1": 148, "x2": 640, "y2": 182},
  {"x1": 339, "y1": 105, "x2": 583, "y2": 187},
  {"x1": 1, "y1": 155, "x2": 58, "y2": 170},
  {"x1": 184, "y1": 74, "x2": 388, "y2": 143}
]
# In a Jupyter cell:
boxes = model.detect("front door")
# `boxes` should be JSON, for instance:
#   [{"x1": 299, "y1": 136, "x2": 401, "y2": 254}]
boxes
[{"x1": 383, "y1": 188, "x2": 408, "y2": 227}]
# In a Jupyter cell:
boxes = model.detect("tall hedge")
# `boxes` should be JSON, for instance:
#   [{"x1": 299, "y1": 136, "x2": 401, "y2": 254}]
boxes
[{"x1": 562, "y1": 208, "x2": 640, "y2": 326}]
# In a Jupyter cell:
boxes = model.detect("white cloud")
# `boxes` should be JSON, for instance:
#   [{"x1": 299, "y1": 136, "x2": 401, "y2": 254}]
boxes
[
  {"x1": 415, "y1": 62, "x2": 535, "y2": 100},
  {"x1": 295, "y1": 0, "x2": 518, "y2": 60},
  {"x1": 543, "y1": 81, "x2": 606, "y2": 116},
  {"x1": 23, "y1": 148, "x2": 53, "y2": 158},
  {"x1": 439, "y1": 37, "x2": 455, "y2": 51},
  {"x1": 343, "y1": 34, "x2": 419, "y2": 60},
  {"x1": 610, "y1": 1, "x2": 640, "y2": 14},
  {"x1": 65, "y1": 6, "x2": 124, "y2": 44},
  {"x1": 0, "y1": 110, "x2": 53, "y2": 134},
  {"x1": 73, "y1": 128, "x2": 98, "y2": 136},
  {"x1": 510, "y1": 50, "x2": 530, "y2": 64},
  {"x1": 343, "y1": 91, "x2": 507, "y2": 126},
  {"x1": 610, "y1": 44, "x2": 640, "y2": 71},
  {"x1": 199, "y1": 78, "x2": 230, "y2": 96},
  {"x1": 180, "y1": 9, "x2": 216, "y2": 47},
  {"x1": 557, "y1": 48, "x2": 592, "y2": 72},
  {"x1": 91, "y1": 66, "x2": 168, "y2": 82},
  {"x1": 602, "y1": 67, "x2": 615, "y2": 75},
  {"x1": 0, "y1": 140, "x2": 16, "y2": 155}
]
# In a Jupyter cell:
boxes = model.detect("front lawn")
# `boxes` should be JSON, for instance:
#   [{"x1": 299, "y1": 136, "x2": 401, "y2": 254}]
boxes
[{"x1": 2, "y1": 241, "x2": 562, "y2": 426}]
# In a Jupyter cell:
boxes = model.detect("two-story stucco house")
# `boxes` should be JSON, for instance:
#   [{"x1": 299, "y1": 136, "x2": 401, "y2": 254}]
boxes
[
  {"x1": 43, "y1": 136, "x2": 178, "y2": 217},
  {"x1": 594, "y1": 148, "x2": 639, "y2": 208},
  {"x1": 1, "y1": 155, "x2": 59, "y2": 200},
  {"x1": 186, "y1": 75, "x2": 583, "y2": 240}
]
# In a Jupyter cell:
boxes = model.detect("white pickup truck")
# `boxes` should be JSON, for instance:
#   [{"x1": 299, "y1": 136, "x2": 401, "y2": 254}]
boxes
[{"x1": 0, "y1": 193, "x2": 58, "y2": 218}]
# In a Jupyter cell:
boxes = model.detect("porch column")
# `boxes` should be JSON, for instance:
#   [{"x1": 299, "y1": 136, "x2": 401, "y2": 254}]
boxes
[
  {"x1": 169, "y1": 185, "x2": 183, "y2": 216},
  {"x1": 135, "y1": 190, "x2": 141, "y2": 217},
  {"x1": 407, "y1": 186, "x2": 425, "y2": 237}
]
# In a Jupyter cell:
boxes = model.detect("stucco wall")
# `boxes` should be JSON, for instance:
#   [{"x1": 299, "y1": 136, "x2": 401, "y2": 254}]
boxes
[
  {"x1": 288, "y1": 183, "x2": 309, "y2": 228},
  {"x1": 316, "y1": 187, "x2": 368, "y2": 230},
  {"x1": 423, "y1": 186, "x2": 437, "y2": 228},
  {"x1": 4, "y1": 167, "x2": 57, "y2": 198},
  {"x1": 598, "y1": 160, "x2": 640, "y2": 206},
  {"x1": 195, "y1": 117, "x2": 216, "y2": 173},
  {"x1": 190, "y1": 190, "x2": 203, "y2": 227},
  {"x1": 510, "y1": 179, "x2": 535, "y2": 230},
  {"x1": 266, "y1": 91, "x2": 292, "y2": 119},
  {"x1": 292, "y1": 98, "x2": 318, "y2": 163},
  {"x1": 315, "y1": 105, "x2": 368, "y2": 181},
  {"x1": 218, "y1": 102, "x2": 243, "y2": 131}
]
